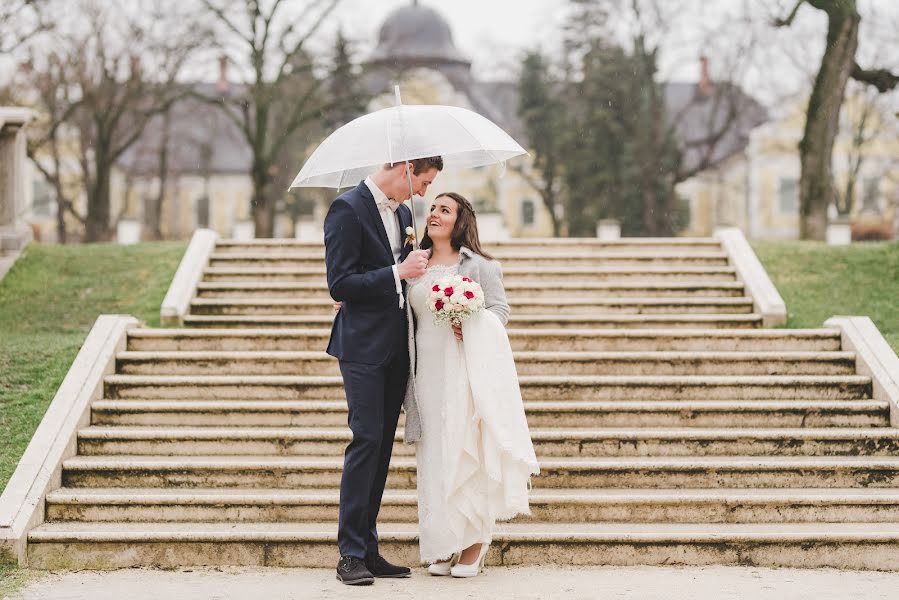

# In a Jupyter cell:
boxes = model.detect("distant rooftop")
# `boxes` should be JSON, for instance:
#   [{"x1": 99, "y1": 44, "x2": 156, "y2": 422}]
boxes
[{"x1": 368, "y1": 2, "x2": 470, "y2": 68}]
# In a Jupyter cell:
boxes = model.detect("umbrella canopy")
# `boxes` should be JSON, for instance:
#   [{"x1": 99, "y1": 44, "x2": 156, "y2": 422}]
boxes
[{"x1": 289, "y1": 103, "x2": 527, "y2": 189}]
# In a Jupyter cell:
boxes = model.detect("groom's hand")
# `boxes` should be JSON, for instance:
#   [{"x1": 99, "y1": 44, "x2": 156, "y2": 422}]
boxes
[{"x1": 398, "y1": 249, "x2": 429, "y2": 280}]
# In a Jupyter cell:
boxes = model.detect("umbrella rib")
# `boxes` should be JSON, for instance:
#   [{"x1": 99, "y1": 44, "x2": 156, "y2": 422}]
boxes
[{"x1": 445, "y1": 110, "x2": 501, "y2": 167}]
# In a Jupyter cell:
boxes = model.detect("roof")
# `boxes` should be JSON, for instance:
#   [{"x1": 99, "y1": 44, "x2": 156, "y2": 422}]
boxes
[
  {"x1": 369, "y1": 3, "x2": 469, "y2": 68},
  {"x1": 664, "y1": 82, "x2": 769, "y2": 174}
]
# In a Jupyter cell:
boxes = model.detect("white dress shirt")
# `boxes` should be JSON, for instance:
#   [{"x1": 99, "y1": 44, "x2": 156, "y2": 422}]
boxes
[{"x1": 365, "y1": 177, "x2": 404, "y2": 308}]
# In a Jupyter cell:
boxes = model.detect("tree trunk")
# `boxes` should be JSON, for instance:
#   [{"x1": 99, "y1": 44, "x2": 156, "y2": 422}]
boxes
[
  {"x1": 540, "y1": 168, "x2": 561, "y2": 237},
  {"x1": 55, "y1": 192, "x2": 68, "y2": 244},
  {"x1": 149, "y1": 113, "x2": 171, "y2": 240},
  {"x1": 798, "y1": 3, "x2": 859, "y2": 240},
  {"x1": 85, "y1": 159, "x2": 112, "y2": 242},
  {"x1": 252, "y1": 167, "x2": 274, "y2": 238}
]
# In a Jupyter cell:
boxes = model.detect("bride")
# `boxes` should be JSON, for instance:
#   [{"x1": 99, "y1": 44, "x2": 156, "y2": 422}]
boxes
[{"x1": 402, "y1": 191, "x2": 540, "y2": 578}]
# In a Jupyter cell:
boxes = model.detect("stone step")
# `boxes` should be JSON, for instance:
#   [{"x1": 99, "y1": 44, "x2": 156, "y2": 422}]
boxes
[
  {"x1": 103, "y1": 374, "x2": 871, "y2": 402},
  {"x1": 188, "y1": 297, "x2": 757, "y2": 316},
  {"x1": 126, "y1": 328, "x2": 843, "y2": 353},
  {"x1": 213, "y1": 237, "x2": 724, "y2": 253},
  {"x1": 30, "y1": 520, "x2": 899, "y2": 570},
  {"x1": 195, "y1": 281, "x2": 748, "y2": 300},
  {"x1": 180, "y1": 314, "x2": 765, "y2": 329},
  {"x1": 115, "y1": 350, "x2": 857, "y2": 377},
  {"x1": 201, "y1": 265, "x2": 739, "y2": 284},
  {"x1": 43, "y1": 487, "x2": 899, "y2": 525},
  {"x1": 75, "y1": 427, "x2": 899, "y2": 458},
  {"x1": 60, "y1": 455, "x2": 899, "y2": 489},
  {"x1": 90, "y1": 399, "x2": 891, "y2": 429},
  {"x1": 207, "y1": 251, "x2": 732, "y2": 268}
]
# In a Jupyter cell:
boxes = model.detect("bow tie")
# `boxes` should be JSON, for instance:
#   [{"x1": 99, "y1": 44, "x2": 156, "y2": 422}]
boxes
[{"x1": 376, "y1": 198, "x2": 400, "y2": 213}]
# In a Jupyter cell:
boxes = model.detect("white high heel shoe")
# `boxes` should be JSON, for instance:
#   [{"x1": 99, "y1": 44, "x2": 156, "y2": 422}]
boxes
[
  {"x1": 450, "y1": 543, "x2": 489, "y2": 578},
  {"x1": 427, "y1": 552, "x2": 461, "y2": 576}
]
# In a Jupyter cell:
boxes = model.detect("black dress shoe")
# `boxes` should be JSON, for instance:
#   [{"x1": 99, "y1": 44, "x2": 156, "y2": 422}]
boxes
[
  {"x1": 365, "y1": 552, "x2": 412, "y2": 578},
  {"x1": 336, "y1": 555, "x2": 375, "y2": 585}
]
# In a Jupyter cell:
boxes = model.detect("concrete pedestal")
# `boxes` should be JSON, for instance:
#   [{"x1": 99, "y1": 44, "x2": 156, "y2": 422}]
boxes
[
  {"x1": 596, "y1": 219, "x2": 621, "y2": 240},
  {"x1": 826, "y1": 220, "x2": 852, "y2": 246},
  {"x1": 0, "y1": 107, "x2": 35, "y2": 251}
]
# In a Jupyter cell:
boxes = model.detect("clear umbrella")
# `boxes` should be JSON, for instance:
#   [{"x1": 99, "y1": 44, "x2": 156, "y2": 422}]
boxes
[{"x1": 289, "y1": 87, "x2": 527, "y2": 244}]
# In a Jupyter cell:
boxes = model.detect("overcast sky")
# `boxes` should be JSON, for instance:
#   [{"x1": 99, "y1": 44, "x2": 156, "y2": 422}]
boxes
[{"x1": 3, "y1": 0, "x2": 896, "y2": 112}]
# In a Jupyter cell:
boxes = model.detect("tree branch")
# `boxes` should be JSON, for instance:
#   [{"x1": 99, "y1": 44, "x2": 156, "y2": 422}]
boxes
[
  {"x1": 275, "y1": 0, "x2": 339, "y2": 86},
  {"x1": 851, "y1": 62, "x2": 899, "y2": 93},
  {"x1": 201, "y1": 0, "x2": 253, "y2": 49},
  {"x1": 773, "y1": 0, "x2": 805, "y2": 27}
]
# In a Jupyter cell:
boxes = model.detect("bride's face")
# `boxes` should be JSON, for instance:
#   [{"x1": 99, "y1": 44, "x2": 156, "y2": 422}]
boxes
[{"x1": 427, "y1": 195, "x2": 458, "y2": 242}]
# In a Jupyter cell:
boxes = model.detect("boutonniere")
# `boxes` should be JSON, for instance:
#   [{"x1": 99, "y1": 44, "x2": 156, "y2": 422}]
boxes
[{"x1": 403, "y1": 226, "x2": 416, "y2": 247}]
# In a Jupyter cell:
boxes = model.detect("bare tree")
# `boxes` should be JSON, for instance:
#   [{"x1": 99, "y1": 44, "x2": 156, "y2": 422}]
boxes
[
  {"x1": 197, "y1": 0, "x2": 345, "y2": 238},
  {"x1": 15, "y1": 54, "x2": 85, "y2": 243},
  {"x1": 0, "y1": 0, "x2": 49, "y2": 53},
  {"x1": 15, "y1": 0, "x2": 210, "y2": 242},
  {"x1": 835, "y1": 82, "x2": 877, "y2": 217},
  {"x1": 774, "y1": 0, "x2": 899, "y2": 239}
]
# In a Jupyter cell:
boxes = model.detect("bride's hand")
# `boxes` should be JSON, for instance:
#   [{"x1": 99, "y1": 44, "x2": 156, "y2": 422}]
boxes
[
  {"x1": 452, "y1": 324, "x2": 463, "y2": 340},
  {"x1": 333, "y1": 301, "x2": 342, "y2": 313}
]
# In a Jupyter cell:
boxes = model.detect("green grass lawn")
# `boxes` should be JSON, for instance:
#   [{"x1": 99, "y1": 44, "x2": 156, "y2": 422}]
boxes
[
  {"x1": 752, "y1": 240, "x2": 899, "y2": 352},
  {"x1": 0, "y1": 558, "x2": 35, "y2": 597},
  {"x1": 0, "y1": 241, "x2": 186, "y2": 494}
]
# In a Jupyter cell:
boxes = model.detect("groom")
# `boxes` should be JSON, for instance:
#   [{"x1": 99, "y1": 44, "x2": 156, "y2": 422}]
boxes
[{"x1": 324, "y1": 156, "x2": 443, "y2": 585}]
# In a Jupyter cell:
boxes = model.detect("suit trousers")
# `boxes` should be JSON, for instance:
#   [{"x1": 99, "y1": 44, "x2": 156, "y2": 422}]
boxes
[{"x1": 337, "y1": 349, "x2": 410, "y2": 558}]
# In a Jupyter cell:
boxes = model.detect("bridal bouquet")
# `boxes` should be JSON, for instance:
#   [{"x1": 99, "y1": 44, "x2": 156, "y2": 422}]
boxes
[{"x1": 428, "y1": 274, "x2": 485, "y2": 327}]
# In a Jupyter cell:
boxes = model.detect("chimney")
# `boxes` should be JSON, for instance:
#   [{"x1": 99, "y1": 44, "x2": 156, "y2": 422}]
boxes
[
  {"x1": 216, "y1": 55, "x2": 229, "y2": 93},
  {"x1": 698, "y1": 55, "x2": 713, "y2": 97},
  {"x1": 130, "y1": 55, "x2": 142, "y2": 79}
]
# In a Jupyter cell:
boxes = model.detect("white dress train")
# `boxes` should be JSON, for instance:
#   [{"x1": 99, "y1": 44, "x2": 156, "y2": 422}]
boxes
[{"x1": 408, "y1": 264, "x2": 540, "y2": 563}]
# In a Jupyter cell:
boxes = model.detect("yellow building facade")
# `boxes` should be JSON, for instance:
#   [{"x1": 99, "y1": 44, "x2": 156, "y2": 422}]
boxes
[{"x1": 678, "y1": 93, "x2": 898, "y2": 240}]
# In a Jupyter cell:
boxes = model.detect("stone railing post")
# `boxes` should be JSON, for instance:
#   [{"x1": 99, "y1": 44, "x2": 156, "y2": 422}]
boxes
[{"x1": 0, "y1": 107, "x2": 36, "y2": 252}]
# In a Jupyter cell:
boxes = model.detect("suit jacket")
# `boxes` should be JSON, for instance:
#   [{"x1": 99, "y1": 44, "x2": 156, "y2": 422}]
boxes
[{"x1": 323, "y1": 180, "x2": 414, "y2": 365}]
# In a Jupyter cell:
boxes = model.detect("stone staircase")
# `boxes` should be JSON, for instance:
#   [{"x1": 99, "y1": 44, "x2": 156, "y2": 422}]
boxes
[{"x1": 25, "y1": 238, "x2": 899, "y2": 570}]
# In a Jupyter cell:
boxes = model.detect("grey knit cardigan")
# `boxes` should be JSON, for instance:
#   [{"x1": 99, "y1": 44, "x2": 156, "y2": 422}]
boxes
[{"x1": 402, "y1": 246, "x2": 510, "y2": 444}]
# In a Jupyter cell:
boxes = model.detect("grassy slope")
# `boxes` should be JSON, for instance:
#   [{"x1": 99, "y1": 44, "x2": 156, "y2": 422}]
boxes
[
  {"x1": 752, "y1": 241, "x2": 899, "y2": 352},
  {"x1": 0, "y1": 242, "x2": 186, "y2": 492}
]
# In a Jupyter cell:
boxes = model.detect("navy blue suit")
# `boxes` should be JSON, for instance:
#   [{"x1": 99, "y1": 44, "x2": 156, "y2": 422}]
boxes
[{"x1": 323, "y1": 181, "x2": 414, "y2": 559}]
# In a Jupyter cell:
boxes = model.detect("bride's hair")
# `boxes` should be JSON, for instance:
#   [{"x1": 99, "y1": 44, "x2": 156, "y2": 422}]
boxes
[{"x1": 420, "y1": 192, "x2": 493, "y2": 259}]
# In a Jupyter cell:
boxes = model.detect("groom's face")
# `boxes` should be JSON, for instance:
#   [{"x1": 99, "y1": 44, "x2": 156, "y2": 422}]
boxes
[{"x1": 399, "y1": 166, "x2": 438, "y2": 202}]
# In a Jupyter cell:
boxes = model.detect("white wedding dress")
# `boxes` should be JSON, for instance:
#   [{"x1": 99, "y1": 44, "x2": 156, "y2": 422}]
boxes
[{"x1": 408, "y1": 263, "x2": 540, "y2": 563}]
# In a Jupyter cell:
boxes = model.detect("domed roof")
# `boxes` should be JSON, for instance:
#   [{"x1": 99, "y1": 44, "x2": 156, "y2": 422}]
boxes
[{"x1": 369, "y1": 2, "x2": 470, "y2": 67}]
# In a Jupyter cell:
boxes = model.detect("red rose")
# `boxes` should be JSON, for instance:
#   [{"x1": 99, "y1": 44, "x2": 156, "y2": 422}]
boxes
[
  {"x1": 432, "y1": 284, "x2": 440, "y2": 292},
  {"x1": 443, "y1": 286, "x2": 454, "y2": 297},
  {"x1": 464, "y1": 291, "x2": 474, "y2": 299},
  {"x1": 462, "y1": 277, "x2": 471, "y2": 282},
  {"x1": 435, "y1": 299, "x2": 444, "y2": 310}
]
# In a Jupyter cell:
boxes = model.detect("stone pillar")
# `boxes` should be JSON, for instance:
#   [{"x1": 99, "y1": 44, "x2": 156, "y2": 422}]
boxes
[
  {"x1": 596, "y1": 219, "x2": 621, "y2": 240},
  {"x1": 0, "y1": 108, "x2": 36, "y2": 252}
]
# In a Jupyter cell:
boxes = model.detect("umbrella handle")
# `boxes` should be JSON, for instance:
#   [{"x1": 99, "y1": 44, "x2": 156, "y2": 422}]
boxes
[{"x1": 405, "y1": 162, "x2": 420, "y2": 250}]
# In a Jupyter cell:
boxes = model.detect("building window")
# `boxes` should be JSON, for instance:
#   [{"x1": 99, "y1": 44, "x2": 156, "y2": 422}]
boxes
[
  {"x1": 778, "y1": 178, "x2": 798, "y2": 214},
  {"x1": 196, "y1": 195, "x2": 210, "y2": 228},
  {"x1": 32, "y1": 178, "x2": 54, "y2": 217},
  {"x1": 521, "y1": 198, "x2": 535, "y2": 227},
  {"x1": 861, "y1": 177, "x2": 880, "y2": 214}
]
